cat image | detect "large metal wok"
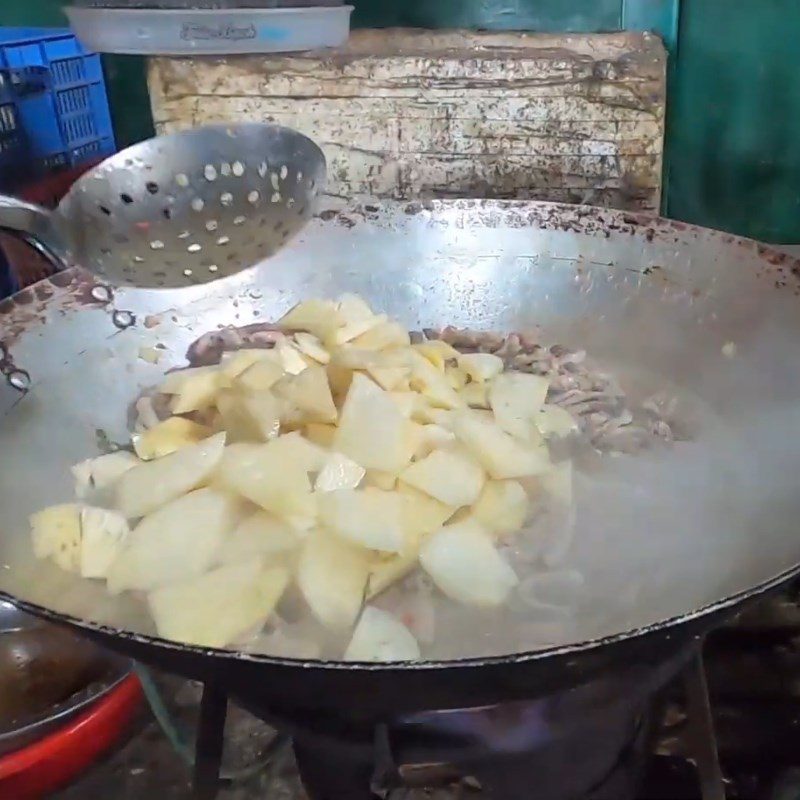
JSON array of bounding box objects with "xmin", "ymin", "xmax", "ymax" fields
[{"xmin": 1, "ymin": 199, "xmax": 800, "ymax": 721}]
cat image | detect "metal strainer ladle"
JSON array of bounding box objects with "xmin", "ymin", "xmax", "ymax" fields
[{"xmin": 0, "ymin": 123, "xmax": 326, "ymax": 289}]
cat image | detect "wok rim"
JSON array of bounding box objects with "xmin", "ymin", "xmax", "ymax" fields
[
  {"xmin": 3, "ymin": 197, "xmax": 800, "ymax": 672},
  {"xmin": 2, "ymin": 561, "xmax": 798, "ymax": 672}
]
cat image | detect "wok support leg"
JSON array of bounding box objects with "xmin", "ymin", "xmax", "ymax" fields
[
  {"xmin": 682, "ymin": 649, "xmax": 726, "ymax": 800},
  {"xmin": 193, "ymin": 680, "xmax": 228, "ymax": 800}
]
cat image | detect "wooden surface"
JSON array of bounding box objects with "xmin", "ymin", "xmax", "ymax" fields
[{"xmin": 148, "ymin": 29, "xmax": 666, "ymax": 211}]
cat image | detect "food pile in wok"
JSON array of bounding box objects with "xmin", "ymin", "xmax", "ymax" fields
[{"xmin": 27, "ymin": 294, "xmax": 679, "ymax": 661}]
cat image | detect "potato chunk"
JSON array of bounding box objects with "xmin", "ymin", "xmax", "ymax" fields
[
  {"xmin": 471, "ymin": 480, "xmax": 529, "ymax": 536},
  {"xmin": 420, "ymin": 520, "xmax": 518, "ymax": 607},
  {"xmin": 272, "ymin": 364, "xmax": 337, "ymax": 423},
  {"xmin": 400, "ymin": 448, "xmax": 485, "ymax": 507},
  {"xmin": 334, "ymin": 373, "xmax": 411, "ymax": 473},
  {"xmin": 451, "ymin": 411, "xmax": 550, "ymax": 480},
  {"xmin": 344, "ymin": 607, "xmax": 420, "ymax": 661},
  {"xmin": 489, "ymin": 372, "xmax": 550, "ymax": 442},
  {"xmin": 318, "ymin": 488, "xmax": 405, "ymax": 552},
  {"xmin": 116, "ymin": 432, "xmax": 226, "ymax": 518},
  {"xmin": 148, "ymin": 560, "xmax": 289, "ymax": 648},
  {"xmin": 215, "ymin": 440, "xmax": 313, "ymax": 520},
  {"xmin": 133, "ymin": 417, "xmax": 212, "ymax": 460},
  {"xmin": 297, "ymin": 531, "xmax": 369, "ymax": 630},
  {"xmin": 107, "ymin": 487, "xmax": 244, "ymax": 593}
]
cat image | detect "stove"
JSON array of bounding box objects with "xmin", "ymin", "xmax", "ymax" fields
[{"xmin": 56, "ymin": 591, "xmax": 800, "ymax": 800}]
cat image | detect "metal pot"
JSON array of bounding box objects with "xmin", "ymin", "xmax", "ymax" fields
[
  {"xmin": 0, "ymin": 601, "xmax": 131, "ymax": 755},
  {"xmin": 1, "ymin": 199, "xmax": 799, "ymax": 719}
]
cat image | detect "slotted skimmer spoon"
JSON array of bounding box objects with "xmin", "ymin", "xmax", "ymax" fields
[{"xmin": 0, "ymin": 123, "xmax": 326, "ymax": 288}]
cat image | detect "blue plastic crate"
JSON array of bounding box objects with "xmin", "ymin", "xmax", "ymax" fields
[
  {"xmin": 0, "ymin": 80, "xmax": 28, "ymax": 185},
  {"xmin": 0, "ymin": 28, "xmax": 115, "ymax": 179}
]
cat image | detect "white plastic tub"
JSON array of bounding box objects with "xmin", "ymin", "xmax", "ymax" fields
[{"xmin": 65, "ymin": 5, "xmax": 353, "ymax": 55}]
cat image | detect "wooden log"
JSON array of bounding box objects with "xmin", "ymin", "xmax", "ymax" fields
[{"xmin": 148, "ymin": 29, "xmax": 666, "ymax": 211}]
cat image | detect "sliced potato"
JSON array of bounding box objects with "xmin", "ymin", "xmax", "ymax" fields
[
  {"xmin": 161, "ymin": 367, "xmax": 222, "ymax": 414},
  {"xmin": 489, "ymin": 372, "xmax": 550, "ymax": 442},
  {"xmin": 215, "ymin": 441, "xmax": 313, "ymax": 519},
  {"xmin": 411, "ymin": 401, "xmax": 450, "ymax": 426},
  {"xmin": 293, "ymin": 332, "xmax": 331, "ymax": 364},
  {"xmin": 419, "ymin": 520, "xmax": 518, "ymax": 607},
  {"xmin": 326, "ymin": 363, "xmax": 354, "ymax": 399},
  {"xmin": 267, "ymin": 432, "xmax": 327, "ymax": 472},
  {"xmin": 388, "ymin": 391, "xmax": 418, "ymax": 419},
  {"xmin": 132, "ymin": 416, "xmax": 211, "ymax": 460},
  {"xmin": 413, "ymin": 423, "xmax": 456, "ymax": 459},
  {"xmin": 217, "ymin": 511, "xmax": 299, "ymax": 565},
  {"xmin": 283, "ymin": 490, "xmax": 319, "ymax": 533},
  {"xmin": 326, "ymin": 295, "xmax": 383, "ymax": 346},
  {"xmin": 315, "ymin": 452, "xmax": 366, "ymax": 493},
  {"xmin": 30, "ymin": 503, "xmax": 82, "ymax": 571},
  {"xmin": 79, "ymin": 506, "xmax": 130, "ymax": 579},
  {"xmin": 117, "ymin": 431, "xmax": 226, "ymax": 518},
  {"xmin": 220, "ymin": 349, "xmax": 275, "ymax": 381},
  {"xmin": 216, "ymin": 388, "xmax": 281, "ymax": 443},
  {"xmin": 367, "ymin": 365, "xmax": 410, "ymax": 391},
  {"xmin": 304, "ymin": 422, "xmax": 337, "ymax": 448},
  {"xmin": 401, "ymin": 448, "xmax": 485, "ymax": 507},
  {"xmin": 297, "ymin": 531, "xmax": 370, "ymax": 630},
  {"xmin": 408, "ymin": 351, "xmax": 463, "ymax": 410},
  {"xmin": 460, "ymin": 381, "xmax": 490, "ymax": 409},
  {"xmin": 30, "ymin": 503, "xmax": 132, "ymax": 579},
  {"xmin": 367, "ymin": 528, "xmax": 422, "ymax": 598},
  {"xmin": 148, "ymin": 560, "xmax": 289, "ymax": 648},
  {"xmin": 534, "ymin": 404, "xmax": 579, "ymax": 438},
  {"xmin": 451, "ymin": 411, "xmax": 551, "ymax": 480},
  {"xmin": 275, "ymin": 340, "xmax": 310, "ymax": 375},
  {"xmin": 471, "ymin": 480, "xmax": 529, "ymax": 536},
  {"xmin": 235, "ymin": 358, "xmax": 285, "ymax": 393},
  {"xmin": 367, "ymin": 551, "xmax": 417, "ymax": 598},
  {"xmin": 272, "ymin": 364, "xmax": 337, "ymax": 423},
  {"xmin": 446, "ymin": 506, "xmax": 473, "ymax": 526},
  {"xmin": 344, "ymin": 606, "xmax": 420, "ymax": 661},
  {"xmin": 445, "ymin": 365, "xmax": 468, "ymax": 390},
  {"xmin": 458, "ymin": 353, "xmax": 504, "ymax": 382},
  {"xmin": 352, "ymin": 320, "xmax": 410, "ymax": 351},
  {"xmin": 278, "ymin": 299, "xmax": 343, "ymax": 340},
  {"xmin": 397, "ymin": 482, "xmax": 456, "ymax": 536},
  {"xmin": 318, "ymin": 487, "xmax": 405, "ymax": 552},
  {"xmin": 338, "ymin": 293, "xmax": 376, "ymax": 322},
  {"xmin": 72, "ymin": 451, "xmax": 140, "ymax": 500},
  {"xmin": 403, "ymin": 421, "xmax": 425, "ymax": 464},
  {"xmin": 335, "ymin": 373, "xmax": 411, "ymax": 473},
  {"xmin": 108, "ymin": 487, "xmax": 244, "ymax": 593},
  {"xmin": 329, "ymin": 346, "xmax": 376, "ymax": 371},
  {"xmin": 363, "ymin": 470, "xmax": 398, "ymax": 491},
  {"xmin": 329, "ymin": 316, "xmax": 386, "ymax": 348},
  {"xmin": 330, "ymin": 346, "xmax": 409, "ymax": 376},
  {"xmin": 159, "ymin": 365, "xmax": 217, "ymax": 395},
  {"xmin": 413, "ymin": 340, "xmax": 460, "ymax": 370},
  {"xmin": 276, "ymin": 399, "xmax": 306, "ymax": 431}
]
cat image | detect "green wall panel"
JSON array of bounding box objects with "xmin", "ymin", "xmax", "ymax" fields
[
  {"xmin": 0, "ymin": 0, "xmax": 66, "ymax": 26},
  {"xmin": 667, "ymin": 1, "xmax": 800, "ymax": 242},
  {"xmin": 352, "ymin": 0, "xmax": 621, "ymax": 32}
]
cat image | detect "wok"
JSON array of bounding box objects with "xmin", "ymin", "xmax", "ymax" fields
[{"xmin": 1, "ymin": 199, "xmax": 799, "ymax": 720}]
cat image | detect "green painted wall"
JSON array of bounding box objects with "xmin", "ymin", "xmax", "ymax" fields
[
  {"xmin": 666, "ymin": 1, "xmax": 800, "ymax": 242},
  {"xmin": 353, "ymin": 0, "xmax": 621, "ymax": 32},
  {"xmin": 3, "ymin": 1, "xmax": 800, "ymax": 241}
]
